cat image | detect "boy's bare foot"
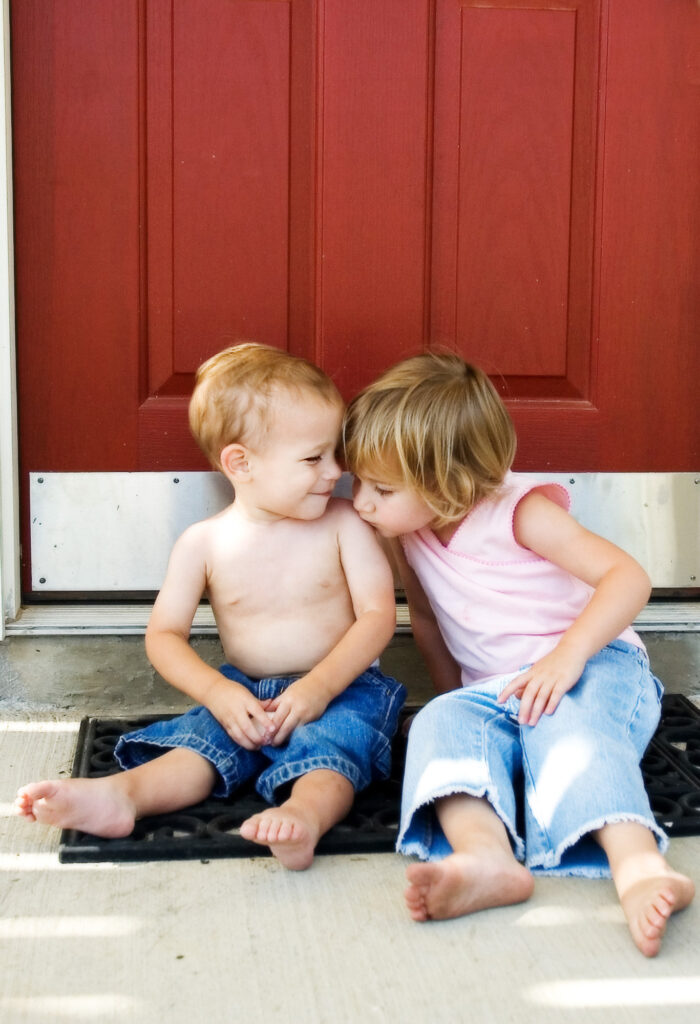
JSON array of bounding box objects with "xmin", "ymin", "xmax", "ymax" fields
[
  {"xmin": 405, "ymin": 851, "xmax": 534, "ymax": 922},
  {"xmin": 239, "ymin": 804, "xmax": 319, "ymax": 871},
  {"xmin": 15, "ymin": 778, "xmax": 136, "ymax": 838},
  {"xmin": 619, "ymin": 871, "xmax": 695, "ymax": 958}
]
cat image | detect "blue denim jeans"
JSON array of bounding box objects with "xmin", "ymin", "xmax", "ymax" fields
[
  {"xmin": 397, "ymin": 640, "xmax": 667, "ymax": 877},
  {"xmin": 115, "ymin": 663, "xmax": 406, "ymax": 804}
]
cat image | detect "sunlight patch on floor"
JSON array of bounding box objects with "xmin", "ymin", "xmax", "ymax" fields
[
  {"xmin": 515, "ymin": 902, "xmax": 622, "ymax": 927},
  {"xmin": 0, "ymin": 995, "xmax": 143, "ymax": 1017},
  {"xmin": 0, "ymin": 853, "xmax": 117, "ymax": 871},
  {"xmin": 0, "ymin": 916, "xmax": 143, "ymax": 938},
  {"xmin": 526, "ymin": 976, "xmax": 700, "ymax": 1008},
  {"xmin": 0, "ymin": 720, "xmax": 80, "ymax": 733}
]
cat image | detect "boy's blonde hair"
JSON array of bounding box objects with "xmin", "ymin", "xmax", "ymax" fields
[
  {"xmin": 189, "ymin": 342, "xmax": 342, "ymax": 469},
  {"xmin": 344, "ymin": 352, "xmax": 516, "ymax": 524}
]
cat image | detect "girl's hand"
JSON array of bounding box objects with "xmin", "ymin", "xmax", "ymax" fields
[
  {"xmin": 266, "ymin": 676, "xmax": 332, "ymax": 746},
  {"xmin": 205, "ymin": 678, "xmax": 277, "ymax": 750},
  {"xmin": 498, "ymin": 646, "xmax": 587, "ymax": 727}
]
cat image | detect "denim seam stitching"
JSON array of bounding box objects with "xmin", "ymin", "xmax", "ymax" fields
[{"xmin": 483, "ymin": 711, "xmax": 525, "ymax": 860}]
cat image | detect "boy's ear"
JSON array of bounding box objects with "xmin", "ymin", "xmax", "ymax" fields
[{"xmin": 220, "ymin": 443, "xmax": 251, "ymax": 481}]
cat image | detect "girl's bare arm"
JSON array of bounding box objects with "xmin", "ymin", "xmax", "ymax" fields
[
  {"xmin": 500, "ymin": 491, "xmax": 651, "ymax": 725},
  {"xmin": 389, "ymin": 538, "xmax": 462, "ymax": 695}
]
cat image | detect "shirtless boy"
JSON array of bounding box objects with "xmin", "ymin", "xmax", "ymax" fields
[{"xmin": 16, "ymin": 343, "xmax": 405, "ymax": 869}]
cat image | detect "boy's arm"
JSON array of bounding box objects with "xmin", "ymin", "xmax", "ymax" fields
[
  {"xmin": 268, "ymin": 509, "xmax": 397, "ymax": 745},
  {"xmin": 499, "ymin": 491, "xmax": 652, "ymax": 726},
  {"xmin": 389, "ymin": 537, "xmax": 462, "ymax": 695},
  {"xmin": 145, "ymin": 527, "xmax": 275, "ymax": 750}
]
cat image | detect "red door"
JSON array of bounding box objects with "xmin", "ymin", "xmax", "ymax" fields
[{"xmin": 11, "ymin": 1, "xmax": 700, "ymax": 593}]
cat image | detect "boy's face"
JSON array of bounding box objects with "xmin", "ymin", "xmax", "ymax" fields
[
  {"xmin": 352, "ymin": 473, "xmax": 436, "ymax": 538},
  {"xmin": 243, "ymin": 391, "xmax": 343, "ymax": 521}
]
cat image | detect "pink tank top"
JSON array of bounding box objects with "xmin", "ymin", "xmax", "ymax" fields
[{"xmin": 400, "ymin": 472, "xmax": 643, "ymax": 687}]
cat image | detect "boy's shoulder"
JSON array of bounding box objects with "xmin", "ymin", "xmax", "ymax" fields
[
  {"xmin": 323, "ymin": 496, "xmax": 357, "ymax": 521},
  {"xmin": 171, "ymin": 505, "xmax": 233, "ymax": 551},
  {"xmin": 321, "ymin": 497, "xmax": 371, "ymax": 534}
]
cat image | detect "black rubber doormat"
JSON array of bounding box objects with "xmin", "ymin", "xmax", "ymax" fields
[
  {"xmin": 58, "ymin": 708, "xmax": 410, "ymax": 864},
  {"xmin": 58, "ymin": 694, "xmax": 700, "ymax": 863}
]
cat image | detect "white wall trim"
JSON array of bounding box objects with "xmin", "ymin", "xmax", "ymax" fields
[
  {"xmin": 4, "ymin": 600, "xmax": 699, "ymax": 637},
  {"xmin": 0, "ymin": 0, "xmax": 20, "ymax": 639}
]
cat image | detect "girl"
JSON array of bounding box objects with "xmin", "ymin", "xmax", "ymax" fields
[{"xmin": 344, "ymin": 352, "xmax": 694, "ymax": 957}]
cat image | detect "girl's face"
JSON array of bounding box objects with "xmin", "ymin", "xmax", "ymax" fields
[{"xmin": 352, "ymin": 472, "xmax": 436, "ymax": 538}]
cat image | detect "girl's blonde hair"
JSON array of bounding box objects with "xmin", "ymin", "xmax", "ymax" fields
[
  {"xmin": 344, "ymin": 352, "xmax": 516, "ymax": 524},
  {"xmin": 189, "ymin": 342, "xmax": 342, "ymax": 469}
]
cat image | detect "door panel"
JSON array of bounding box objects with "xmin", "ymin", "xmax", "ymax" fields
[
  {"xmin": 596, "ymin": 0, "xmax": 699, "ymax": 468},
  {"xmin": 171, "ymin": 1, "xmax": 291, "ymax": 363},
  {"xmin": 11, "ymin": 0, "xmax": 699, "ymax": 594},
  {"xmin": 318, "ymin": 0, "xmax": 432, "ymax": 396},
  {"xmin": 141, "ymin": 0, "xmax": 311, "ymax": 466},
  {"xmin": 434, "ymin": 3, "xmax": 580, "ymax": 380},
  {"xmin": 432, "ymin": 0, "xmax": 604, "ymax": 477},
  {"xmin": 12, "ymin": 2, "xmax": 141, "ymax": 472}
]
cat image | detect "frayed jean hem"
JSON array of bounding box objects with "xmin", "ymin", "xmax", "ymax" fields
[
  {"xmin": 257, "ymin": 755, "xmax": 362, "ymax": 805},
  {"xmin": 115, "ymin": 733, "xmax": 232, "ymax": 795},
  {"xmin": 527, "ymin": 812, "xmax": 669, "ymax": 877},
  {"xmin": 397, "ymin": 783, "xmax": 526, "ymax": 863}
]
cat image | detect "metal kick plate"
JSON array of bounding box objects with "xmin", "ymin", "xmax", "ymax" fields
[
  {"xmin": 30, "ymin": 472, "xmax": 700, "ymax": 592},
  {"xmin": 30, "ymin": 472, "xmax": 232, "ymax": 591}
]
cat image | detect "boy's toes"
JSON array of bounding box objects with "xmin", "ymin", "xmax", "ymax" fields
[
  {"xmin": 239, "ymin": 815, "xmax": 261, "ymax": 841},
  {"xmin": 14, "ymin": 794, "xmax": 35, "ymax": 819},
  {"xmin": 404, "ymin": 886, "xmax": 429, "ymax": 921}
]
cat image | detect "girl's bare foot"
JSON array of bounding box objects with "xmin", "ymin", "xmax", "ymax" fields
[
  {"xmin": 619, "ymin": 871, "xmax": 695, "ymax": 957},
  {"xmin": 15, "ymin": 778, "xmax": 136, "ymax": 838},
  {"xmin": 595, "ymin": 821, "xmax": 696, "ymax": 957},
  {"xmin": 239, "ymin": 805, "xmax": 319, "ymax": 870},
  {"xmin": 405, "ymin": 850, "xmax": 534, "ymax": 921}
]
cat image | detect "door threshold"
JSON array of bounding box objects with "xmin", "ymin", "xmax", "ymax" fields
[{"xmin": 4, "ymin": 601, "xmax": 700, "ymax": 637}]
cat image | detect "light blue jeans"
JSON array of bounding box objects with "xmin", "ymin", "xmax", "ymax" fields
[{"xmin": 397, "ymin": 640, "xmax": 667, "ymax": 877}]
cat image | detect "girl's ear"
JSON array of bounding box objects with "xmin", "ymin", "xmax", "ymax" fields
[{"xmin": 220, "ymin": 443, "xmax": 251, "ymax": 482}]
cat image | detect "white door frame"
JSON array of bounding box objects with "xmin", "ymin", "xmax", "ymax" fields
[{"xmin": 0, "ymin": 0, "xmax": 20, "ymax": 639}]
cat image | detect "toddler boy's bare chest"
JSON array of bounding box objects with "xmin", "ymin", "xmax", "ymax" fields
[{"xmin": 207, "ymin": 526, "xmax": 344, "ymax": 610}]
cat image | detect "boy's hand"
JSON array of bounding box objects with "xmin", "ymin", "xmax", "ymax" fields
[
  {"xmin": 205, "ymin": 678, "xmax": 276, "ymax": 751},
  {"xmin": 266, "ymin": 676, "xmax": 332, "ymax": 746},
  {"xmin": 497, "ymin": 646, "xmax": 587, "ymax": 727}
]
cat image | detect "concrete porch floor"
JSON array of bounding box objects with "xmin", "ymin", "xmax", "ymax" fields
[{"xmin": 1, "ymin": 630, "xmax": 699, "ymax": 1023}]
